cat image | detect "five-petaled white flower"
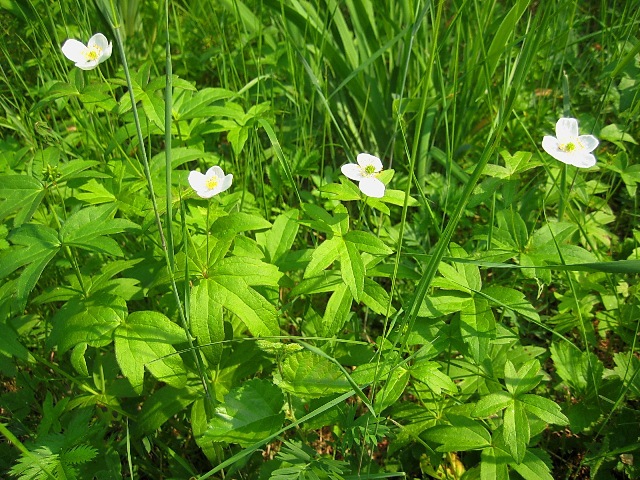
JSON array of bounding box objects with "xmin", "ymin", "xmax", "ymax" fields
[
  {"xmin": 188, "ymin": 166, "xmax": 233, "ymax": 199},
  {"xmin": 541, "ymin": 117, "xmax": 599, "ymax": 168},
  {"xmin": 61, "ymin": 33, "xmax": 112, "ymax": 70},
  {"xmin": 341, "ymin": 153, "xmax": 386, "ymax": 198}
]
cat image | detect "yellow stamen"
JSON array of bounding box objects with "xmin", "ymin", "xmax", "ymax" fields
[
  {"xmin": 84, "ymin": 47, "xmax": 101, "ymax": 61},
  {"xmin": 205, "ymin": 176, "xmax": 219, "ymax": 190},
  {"xmin": 363, "ymin": 164, "xmax": 377, "ymax": 176},
  {"xmin": 560, "ymin": 142, "xmax": 576, "ymax": 152}
]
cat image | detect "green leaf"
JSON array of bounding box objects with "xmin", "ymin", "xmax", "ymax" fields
[
  {"xmin": 0, "ymin": 174, "xmax": 46, "ymax": 226},
  {"xmin": 423, "ymin": 416, "xmax": 492, "ymax": 452},
  {"xmin": 321, "ymin": 282, "xmax": 353, "ymax": 337},
  {"xmin": 481, "ymin": 285, "xmax": 540, "ymax": 322},
  {"xmin": 175, "ymin": 87, "xmax": 236, "ymax": 120},
  {"xmin": 473, "ymin": 391, "xmax": 513, "ymax": 417},
  {"xmin": 504, "ymin": 399, "xmax": 529, "ymax": 463},
  {"xmin": 410, "ymin": 361, "xmax": 458, "ymax": 395},
  {"xmin": 339, "ymin": 239, "xmax": 364, "ymax": 302},
  {"xmin": 261, "ymin": 209, "xmax": 300, "ymax": 264},
  {"xmin": 550, "ymin": 341, "xmax": 602, "ymax": 394},
  {"xmin": 481, "ymin": 447, "xmax": 510, "ymax": 480},
  {"xmin": 114, "ymin": 311, "xmax": 187, "ymax": 394},
  {"xmin": 205, "ymin": 378, "xmax": 284, "ymax": 446},
  {"xmin": 210, "ymin": 212, "xmax": 272, "ymax": 238},
  {"xmin": 344, "ymin": 230, "xmax": 393, "ymax": 255},
  {"xmin": 504, "ymin": 359, "xmax": 543, "ymax": 396},
  {"xmin": 135, "ymin": 384, "xmax": 200, "ymax": 436},
  {"xmin": 60, "ymin": 204, "xmax": 139, "ymax": 255},
  {"xmin": 510, "ymin": 449, "xmax": 553, "ymax": 480},
  {"xmin": 460, "ymin": 297, "xmax": 495, "ymax": 364},
  {"xmin": 361, "ymin": 278, "xmax": 396, "ymax": 316},
  {"xmin": 418, "ymin": 291, "xmax": 473, "ymax": 317},
  {"xmin": 205, "ymin": 265, "xmax": 280, "ymax": 337},
  {"xmin": 304, "ymin": 236, "xmax": 342, "ymax": 278},
  {"xmin": 375, "ymin": 366, "xmax": 410, "ymax": 411},
  {"xmin": 190, "ymin": 279, "xmax": 225, "ymax": 366},
  {"xmin": 273, "ymin": 350, "xmax": 351, "ymax": 398},
  {"xmin": 519, "ymin": 394, "xmax": 569, "ymax": 425},
  {"xmin": 48, "ymin": 295, "xmax": 127, "ymax": 353}
]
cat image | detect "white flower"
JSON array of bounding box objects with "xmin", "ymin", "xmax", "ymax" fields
[
  {"xmin": 188, "ymin": 166, "xmax": 233, "ymax": 198},
  {"xmin": 541, "ymin": 117, "xmax": 599, "ymax": 168},
  {"xmin": 61, "ymin": 33, "xmax": 112, "ymax": 70},
  {"xmin": 341, "ymin": 153, "xmax": 385, "ymax": 198}
]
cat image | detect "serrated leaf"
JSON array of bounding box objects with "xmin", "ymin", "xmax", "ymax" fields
[
  {"xmin": 460, "ymin": 297, "xmax": 495, "ymax": 364},
  {"xmin": 190, "ymin": 279, "xmax": 225, "ymax": 366},
  {"xmin": 361, "ymin": 278, "xmax": 396, "ymax": 315},
  {"xmin": 519, "ymin": 394, "xmax": 569, "ymax": 425},
  {"xmin": 0, "ymin": 174, "xmax": 46, "ymax": 226},
  {"xmin": 481, "ymin": 285, "xmax": 540, "ymax": 322},
  {"xmin": 343, "ymin": 230, "xmax": 393, "ymax": 255},
  {"xmin": 70, "ymin": 343, "xmax": 89, "ymax": 376},
  {"xmin": 481, "ymin": 447, "xmax": 510, "ymax": 480},
  {"xmin": 210, "ymin": 212, "xmax": 272, "ymax": 238},
  {"xmin": 419, "ymin": 291, "xmax": 473, "ymax": 317},
  {"xmin": 510, "ymin": 448, "xmax": 553, "ymax": 480},
  {"xmin": 424, "ymin": 419, "xmax": 491, "ymax": 451},
  {"xmin": 304, "ymin": 236, "xmax": 342, "ymax": 278},
  {"xmin": 262, "ymin": 208, "xmax": 300, "ymax": 264},
  {"xmin": 273, "ymin": 350, "xmax": 351, "ymax": 398},
  {"xmin": 339, "ymin": 239, "xmax": 364, "ymax": 302},
  {"xmin": 135, "ymin": 384, "xmax": 200, "ymax": 436},
  {"xmin": 473, "ymin": 391, "xmax": 513, "ymax": 417},
  {"xmin": 504, "ymin": 359, "xmax": 543, "ymax": 395},
  {"xmin": 321, "ymin": 282, "xmax": 353, "ymax": 337},
  {"xmin": 375, "ymin": 366, "xmax": 410, "ymax": 411},
  {"xmin": 115, "ymin": 311, "xmax": 187, "ymax": 394},
  {"xmin": 504, "ymin": 400, "xmax": 529, "ymax": 463},
  {"xmin": 205, "ymin": 378, "xmax": 284, "ymax": 446}
]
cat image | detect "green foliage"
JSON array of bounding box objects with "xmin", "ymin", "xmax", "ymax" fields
[{"xmin": 0, "ymin": 0, "xmax": 639, "ymax": 478}]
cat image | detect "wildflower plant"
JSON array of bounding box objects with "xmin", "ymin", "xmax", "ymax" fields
[{"xmin": 0, "ymin": 1, "xmax": 639, "ymax": 480}]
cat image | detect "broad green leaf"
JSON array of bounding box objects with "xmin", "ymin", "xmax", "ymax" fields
[
  {"xmin": 519, "ymin": 394, "xmax": 569, "ymax": 425},
  {"xmin": 304, "ymin": 236, "xmax": 342, "ymax": 278},
  {"xmin": 175, "ymin": 87, "xmax": 236, "ymax": 121},
  {"xmin": 504, "ymin": 359, "xmax": 543, "ymax": 396},
  {"xmin": 59, "ymin": 204, "xmax": 139, "ymax": 255},
  {"xmin": 261, "ymin": 209, "xmax": 300, "ymax": 264},
  {"xmin": 460, "ymin": 297, "xmax": 495, "ymax": 364},
  {"xmin": 423, "ymin": 417, "xmax": 491, "ymax": 452},
  {"xmin": 213, "ymin": 256, "xmax": 283, "ymax": 286},
  {"xmin": 504, "ymin": 400, "xmax": 529, "ymax": 463},
  {"xmin": 70, "ymin": 343, "xmax": 89, "ymax": 376},
  {"xmin": 75, "ymin": 179, "xmax": 117, "ymax": 205},
  {"xmin": 482, "ymin": 285, "xmax": 540, "ymax": 322},
  {"xmin": 321, "ymin": 282, "xmax": 353, "ymax": 337},
  {"xmin": 410, "ymin": 361, "xmax": 458, "ymax": 395},
  {"xmin": 205, "ymin": 379, "xmax": 284, "ymax": 446},
  {"xmin": 210, "ymin": 212, "xmax": 271, "ymax": 238},
  {"xmin": 473, "ymin": 391, "xmax": 513, "ymax": 417},
  {"xmin": 115, "ymin": 311, "xmax": 187, "ymax": 394},
  {"xmin": 613, "ymin": 352, "xmax": 640, "ymax": 396},
  {"xmin": 510, "ymin": 449, "xmax": 553, "ymax": 480},
  {"xmin": 418, "ymin": 291, "xmax": 473, "ymax": 317},
  {"xmin": 273, "ymin": 350, "xmax": 351, "ymax": 398},
  {"xmin": 48, "ymin": 295, "xmax": 127, "ymax": 354},
  {"xmin": 361, "ymin": 278, "xmax": 396, "ymax": 316},
  {"xmin": 206, "ymin": 274, "xmax": 280, "ymax": 337},
  {"xmin": 481, "ymin": 447, "xmax": 510, "ymax": 480},
  {"xmin": 190, "ymin": 279, "xmax": 225, "ymax": 366},
  {"xmin": 550, "ymin": 341, "xmax": 602, "ymax": 394},
  {"xmin": 375, "ymin": 366, "xmax": 410, "ymax": 411},
  {"xmin": 0, "ymin": 174, "xmax": 46, "ymax": 226},
  {"xmin": 343, "ymin": 230, "xmax": 393, "ymax": 255},
  {"xmin": 339, "ymin": 239, "xmax": 364, "ymax": 302},
  {"xmin": 135, "ymin": 384, "xmax": 200, "ymax": 436}
]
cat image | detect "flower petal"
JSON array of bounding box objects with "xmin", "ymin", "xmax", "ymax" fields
[
  {"xmin": 75, "ymin": 60, "xmax": 100, "ymax": 71},
  {"xmin": 541, "ymin": 135, "xmax": 562, "ymax": 159},
  {"xmin": 358, "ymin": 177, "xmax": 385, "ymax": 198},
  {"xmin": 206, "ymin": 165, "xmax": 225, "ymax": 180},
  {"xmin": 219, "ymin": 174, "xmax": 233, "ymax": 193},
  {"xmin": 188, "ymin": 171, "xmax": 207, "ymax": 192},
  {"xmin": 555, "ymin": 118, "xmax": 579, "ymax": 144},
  {"xmin": 88, "ymin": 33, "xmax": 109, "ymax": 50},
  {"xmin": 61, "ymin": 39, "xmax": 88, "ymax": 63},
  {"xmin": 568, "ymin": 153, "xmax": 596, "ymax": 169},
  {"xmin": 578, "ymin": 134, "xmax": 598, "ymax": 153},
  {"xmin": 341, "ymin": 163, "xmax": 365, "ymax": 181},
  {"xmin": 356, "ymin": 153, "xmax": 383, "ymax": 172}
]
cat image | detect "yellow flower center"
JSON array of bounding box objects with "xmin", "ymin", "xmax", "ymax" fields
[
  {"xmin": 205, "ymin": 176, "xmax": 219, "ymax": 190},
  {"xmin": 560, "ymin": 142, "xmax": 576, "ymax": 152},
  {"xmin": 84, "ymin": 46, "xmax": 101, "ymax": 61},
  {"xmin": 363, "ymin": 164, "xmax": 377, "ymax": 176}
]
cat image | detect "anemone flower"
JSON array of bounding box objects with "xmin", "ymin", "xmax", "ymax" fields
[
  {"xmin": 341, "ymin": 153, "xmax": 386, "ymax": 198},
  {"xmin": 541, "ymin": 117, "xmax": 599, "ymax": 168},
  {"xmin": 61, "ymin": 33, "xmax": 112, "ymax": 70},
  {"xmin": 188, "ymin": 166, "xmax": 233, "ymax": 198}
]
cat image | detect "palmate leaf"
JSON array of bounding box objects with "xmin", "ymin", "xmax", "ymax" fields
[
  {"xmin": 114, "ymin": 311, "xmax": 188, "ymax": 394},
  {"xmin": 205, "ymin": 378, "xmax": 284, "ymax": 446},
  {"xmin": 0, "ymin": 174, "xmax": 46, "ymax": 226},
  {"xmin": 273, "ymin": 350, "xmax": 351, "ymax": 398},
  {"xmin": 206, "ymin": 256, "xmax": 282, "ymax": 337}
]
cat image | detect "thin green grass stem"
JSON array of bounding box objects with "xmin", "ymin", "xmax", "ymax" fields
[{"xmin": 164, "ymin": 0, "xmax": 174, "ymax": 270}]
